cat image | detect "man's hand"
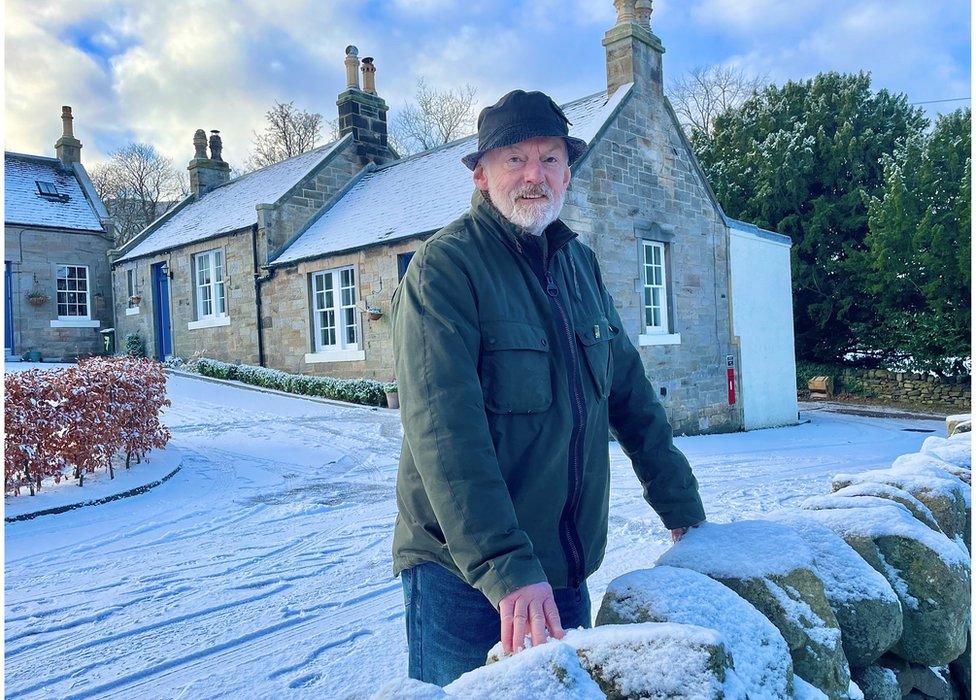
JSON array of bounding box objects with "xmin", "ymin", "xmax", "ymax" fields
[
  {"xmin": 671, "ymin": 519, "xmax": 706, "ymax": 542},
  {"xmin": 498, "ymin": 582, "xmax": 564, "ymax": 653}
]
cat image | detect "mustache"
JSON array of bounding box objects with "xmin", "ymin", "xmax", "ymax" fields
[{"xmin": 511, "ymin": 182, "xmax": 554, "ymax": 203}]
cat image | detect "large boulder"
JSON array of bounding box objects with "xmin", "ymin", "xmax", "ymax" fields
[
  {"xmin": 946, "ymin": 414, "xmax": 971, "ymax": 437},
  {"xmin": 596, "ymin": 565, "xmax": 794, "ymax": 697},
  {"xmin": 565, "ymin": 623, "xmax": 746, "ymax": 700},
  {"xmin": 850, "ymin": 665, "xmax": 900, "ymax": 700},
  {"xmin": 796, "ymin": 497, "xmax": 971, "ymax": 666},
  {"xmin": 831, "ymin": 482, "xmax": 942, "ymax": 532},
  {"xmin": 948, "ymin": 633, "xmax": 970, "ymax": 698},
  {"xmin": 768, "ymin": 510, "xmax": 902, "ymax": 668},
  {"xmin": 921, "ymin": 434, "xmax": 972, "ymax": 471},
  {"xmin": 447, "ymin": 640, "xmax": 605, "ymax": 699},
  {"xmin": 832, "ymin": 458, "xmax": 970, "ymax": 552},
  {"xmin": 655, "ymin": 521, "xmax": 850, "ymax": 698}
]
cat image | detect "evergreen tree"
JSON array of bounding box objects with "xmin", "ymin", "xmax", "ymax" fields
[
  {"xmin": 861, "ymin": 109, "xmax": 971, "ymax": 376},
  {"xmin": 694, "ymin": 72, "xmax": 928, "ymax": 362}
]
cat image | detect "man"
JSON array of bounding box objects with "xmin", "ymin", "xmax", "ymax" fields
[{"xmin": 390, "ymin": 89, "xmax": 706, "ymax": 686}]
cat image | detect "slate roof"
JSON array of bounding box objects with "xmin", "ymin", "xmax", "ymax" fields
[
  {"xmin": 115, "ymin": 136, "xmax": 350, "ymax": 263},
  {"xmin": 270, "ymin": 84, "xmax": 634, "ymax": 266},
  {"xmin": 4, "ymin": 153, "xmax": 106, "ymax": 232}
]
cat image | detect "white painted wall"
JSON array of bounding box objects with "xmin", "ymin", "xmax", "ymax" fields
[{"xmin": 729, "ymin": 224, "xmax": 798, "ymax": 430}]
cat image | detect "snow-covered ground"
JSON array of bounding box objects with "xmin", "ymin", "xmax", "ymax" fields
[{"xmin": 3, "ymin": 371, "xmax": 949, "ymax": 699}]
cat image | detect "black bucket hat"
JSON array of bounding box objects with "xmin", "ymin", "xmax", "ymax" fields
[{"xmin": 461, "ymin": 89, "xmax": 588, "ymax": 170}]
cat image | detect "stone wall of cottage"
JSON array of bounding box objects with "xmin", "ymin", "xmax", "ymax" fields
[
  {"xmin": 257, "ymin": 143, "xmax": 361, "ymax": 262},
  {"xmin": 112, "ymin": 231, "xmax": 259, "ymax": 364},
  {"xmin": 5, "ymin": 226, "xmax": 114, "ymax": 359},
  {"xmin": 561, "ymin": 33, "xmax": 740, "ymax": 436},
  {"xmin": 261, "ymin": 238, "xmax": 420, "ymax": 380}
]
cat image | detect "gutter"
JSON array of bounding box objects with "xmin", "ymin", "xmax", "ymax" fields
[{"xmin": 251, "ymin": 223, "xmax": 275, "ymax": 367}]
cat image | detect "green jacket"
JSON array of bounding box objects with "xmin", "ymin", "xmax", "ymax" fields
[{"xmin": 391, "ymin": 190, "xmax": 705, "ymax": 608}]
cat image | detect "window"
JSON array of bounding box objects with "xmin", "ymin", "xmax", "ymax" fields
[
  {"xmin": 193, "ymin": 249, "xmax": 226, "ymax": 320},
  {"xmin": 126, "ymin": 269, "xmax": 135, "ymax": 306},
  {"xmin": 311, "ymin": 266, "xmax": 359, "ymax": 352},
  {"xmin": 397, "ymin": 252, "xmax": 415, "ymax": 282},
  {"xmin": 36, "ymin": 181, "xmax": 59, "ymax": 197},
  {"xmin": 642, "ymin": 241, "xmax": 668, "ymax": 333},
  {"xmin": 56, "ymin": 264, "xmax": 90, "ymax": 318}
]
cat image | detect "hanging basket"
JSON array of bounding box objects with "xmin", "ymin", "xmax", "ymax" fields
[
  {"xmin": 366, "ymin": 305, "xmax": 383, "ymax": 321},
  {"xmin": 26, "ymin": 292, "xmax": 49, "ymax": 307}
]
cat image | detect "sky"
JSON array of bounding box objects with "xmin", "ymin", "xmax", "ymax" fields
[{"xmin": 4, "ymin": 0, "xmax": 971, "ymax": 172}]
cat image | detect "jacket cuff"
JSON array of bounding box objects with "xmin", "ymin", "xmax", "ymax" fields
[
  {"xmin": 658, "ymin": 498, "xmax": 707, "ymax": 531},
  {"xmin": 478, "ymin": 556, "xmax": 549, "ymax": 609}
]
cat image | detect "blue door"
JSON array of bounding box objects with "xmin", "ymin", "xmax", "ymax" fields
[
  {"xmin": 151, "ymin": 262, "xmax": 173, "ymax": 360},
  {"xmin": 4, "ymin": 261, "xmax": 13, "ymax": 354}
]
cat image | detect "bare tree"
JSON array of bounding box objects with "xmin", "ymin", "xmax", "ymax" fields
[
  {"xmin": 247, "ymin": 101, "xmax": 331, "ymax": 170},
  {"xmin": 668, "ymin": 65, "xmax": 768, "ymax": 140},
  {"xmin": 390, "ymin": 79, "xmax": 479, "ymax": 156},
  {"xmin": 90, "ymin": 143, "xmax": 188, "ymax": 247}
]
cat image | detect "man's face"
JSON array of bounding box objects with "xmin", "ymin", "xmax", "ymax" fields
[{"xmin": 473, "ymin": 136, "xmax": 571, "ymax": 235}]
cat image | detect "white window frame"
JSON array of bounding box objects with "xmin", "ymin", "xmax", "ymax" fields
[
  {"xmin": 638, "ymin": 240, "xmax": 681, "ymax": 346},
  {"xmin": 305, "ymin": 265, "xmax": 364, "ymax": 363},
  {"xmin": 55, "ymin": 264, "xmax": 92, "ymax": 320},
  {"xmin": 191, "ymin": 249, "xmax": 227, "ymax": 325}
]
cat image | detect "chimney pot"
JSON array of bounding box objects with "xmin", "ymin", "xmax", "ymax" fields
[
  {"xmin": 55, "ymin": 105, "xmax": 83, "ymax": 164},
  {"xmin": 361, "ymin": 57, "xmax": 377, "ymax": 95},
  {"xmin": 635, "ymin": 0, "xmax": 652, "ymax": 28},
  {"xmin": 614, "ymin": 0, "xmax": 636, "ymax": 24},
  {"xmin": 209, "ymin": 130, "xmax": 224, "ymax": 162},
  {"xmin": 344, "ymin": 45, "xmax": 361, "ymax": 90},
  {"xmin": 61, "ymin": 106, "xmax": 74, "ymax": 138},
  {"xmin": 193, "ymin": 129, "xmax": 208, "ymax": 159}
]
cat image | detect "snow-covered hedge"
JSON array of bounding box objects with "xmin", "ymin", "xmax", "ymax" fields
[
  {"xmin": 4, "ymin": 357, "xmax": 171, "ymax": 495},
  {"xmin": 194, "ymin": 358, "xmax": 387, "ymax": 407}
]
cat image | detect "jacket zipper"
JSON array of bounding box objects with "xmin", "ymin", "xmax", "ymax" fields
[{"xmin": 516, "ymin": 236, "xmax": 587, "ymax": 589}]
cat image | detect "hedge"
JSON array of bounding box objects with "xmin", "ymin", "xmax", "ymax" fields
[{"xmin": 194, "ymin": 358, "xmax": 387, "ymax": 407}]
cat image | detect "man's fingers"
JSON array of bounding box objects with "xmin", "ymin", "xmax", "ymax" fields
[
  {"xmin": 513, "ymin": 596, "xmax": 528, "ymax": 651},
  {"xmin": 543, "ymin": 596, "xmax": 565, "ymax": 640},
  {"xmin": 499, "ymin": 601, "xmax": 514, "ymax": 654},
  {"xmin": 528, "ymin": 599, "xmax": 548, "ymax": 648}
]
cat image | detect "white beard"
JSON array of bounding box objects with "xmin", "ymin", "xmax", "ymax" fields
[{"xmin": 496, "ymin": 182, "xmax": 566, "ymax": 236}]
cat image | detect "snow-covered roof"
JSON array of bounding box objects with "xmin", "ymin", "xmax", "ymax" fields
[
  {"xmin": 4, "ymin": 153, "xmax": 106, "ymax": 232},
  {"xmin": 728, "ymin": 217, "xmax": 791, "ymax": 246},
  {"xmin": 116, "ymin": 136, "xmax": 350, "ymax": 263},
  {"xmin": 271, "ymin": 85, "xmax": 634, "ymax": 266}
]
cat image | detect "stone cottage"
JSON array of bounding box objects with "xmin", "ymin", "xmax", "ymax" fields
[
  {"xmin": 112, "ymin": 1, "xmax": 797, "ymax": 435},
  {"xmin": 4, "ymin": 107, "xmax": 115, "ymax": 360}
]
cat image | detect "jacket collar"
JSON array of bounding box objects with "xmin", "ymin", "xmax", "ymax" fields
[{"xmin": 470, "ymin": 189, "xmax": 577, "ymax": 264}]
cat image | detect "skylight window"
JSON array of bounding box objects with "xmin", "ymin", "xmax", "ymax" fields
[{"xmin": 36, "ymin": 181, "xmax": 60, "ymax": 196}]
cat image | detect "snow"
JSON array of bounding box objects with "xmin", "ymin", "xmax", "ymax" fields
[
  {"xmin": 793, "ymin": 676, "xmax": 828, "ymax": 700},
  {"xmin": 601, "ymin": 566, "xmax": 793, "ymax": 698},
  {"xmin": 796, "ymin": 498, "xmax": 970, "ymax": 569},
  {"xmin": 564, "ymin": 623, "xmax": 746, "ymax": 700},
  {"xmin": 116, "ymin": 137, "xmax": 349, "ymax": 263},
  {"xmin": 271, "ymin": 86, "xmax": 633, "ymax": 266},
  {"xmin": 4, "ymin": 446, "xmax": 184, "ymax": 520},
  {"xmin": 444, "ymin": 640, "xmax": 604, "ymax": 699},
  {"xmin": 830, "ymin": 482, "xmax": 938, "ymax": 527},
  {"xmin": 655, "ymin": 519, "xmax": 816, "ymax": 579},
  {"xmin": 766, "ymin": 510, "xmax": 898, "ymax": 605},
  {"xmin": 3, "ymin": 378, "xmax": 952, "ymax": 698},
  {"xmin": 762, "ymin": 578, "xmax": 841, "ymax": 648},
  {"xmin": 920, "ymin": 435, "xmax": 972, "ymax": 468},
  {"xmin": 834, "ymin": 457, "xmax": 970, "ymax": 507},
  {"xmin": 4, "ymin": 153, "xmax": 105, "ymax": 232}
]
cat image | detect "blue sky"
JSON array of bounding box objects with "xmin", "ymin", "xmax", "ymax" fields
[{"xmin": 5, "ymin": 0, "xmax": 970, "ymax": 170}]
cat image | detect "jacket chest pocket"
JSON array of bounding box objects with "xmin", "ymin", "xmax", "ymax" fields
[
  {"xmin": 480, "ymin": 320, "xmax": 552, "ymax": 414},
  {"xmin": 575, "ymin": 316, "xmax": 616, "ymax": 401}
]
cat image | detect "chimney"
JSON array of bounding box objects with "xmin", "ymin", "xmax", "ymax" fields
[
  {"xmin": 336, "ymin": 46, "xmax": 392, "ymax": 166},
  {"xmin": 55, "ymin": 106, "xmax": 83, "ymax": 165},
  {"xmin": 603, "ymin": 0, "xmax": 665, "ymax": 97},
  {"xmin": 188, "ymin": 128, "xmax": 231, "ymax": 198}
]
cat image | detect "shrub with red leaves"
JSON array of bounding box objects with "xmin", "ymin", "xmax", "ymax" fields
[{"xmin": 4, "ymin": 357, "xmax": 171, "ymax": 495}]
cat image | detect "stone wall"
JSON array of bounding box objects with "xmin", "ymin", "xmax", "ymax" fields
[
  {"xmin": 839, "ymin": 368, "xmax": 971, "ymax": 410},
  {"xmin": 5, "ymin": 225, "xmax": 114, "ymax": 359},
  {"xmin": 561, "ymin": 26, "xmax": 740, "ymax": 436},
  {"xmin": 112, "ymin": 231, "xmax": 259, "ymax": 364},
  {"xmin": 260, "ymin": 237, "xmax": 418, "ymax": 380}
]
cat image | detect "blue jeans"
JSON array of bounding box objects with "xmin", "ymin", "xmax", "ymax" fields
[{"xmin": 401, "ymin": 561, "xmax": 591, "ymax": 686}]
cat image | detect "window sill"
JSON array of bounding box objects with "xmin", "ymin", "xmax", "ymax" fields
[
  {"xmin": 125, "ymin": 307, "xmax": 140, "ymax": 316},
  {"xmin": 188, "ymin": 315, "xmax": 231, "ymax": 330},
  {"xmin": 50, "ymin": 318, "xmax": 100, "ymax": 328},
  {"xmin": 304, "ymin": 349, "xmax": 366, "ymax": 363},
  {"xmin": 638, "ymin": 332, "xmax": 681, "ymax": 346}
]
